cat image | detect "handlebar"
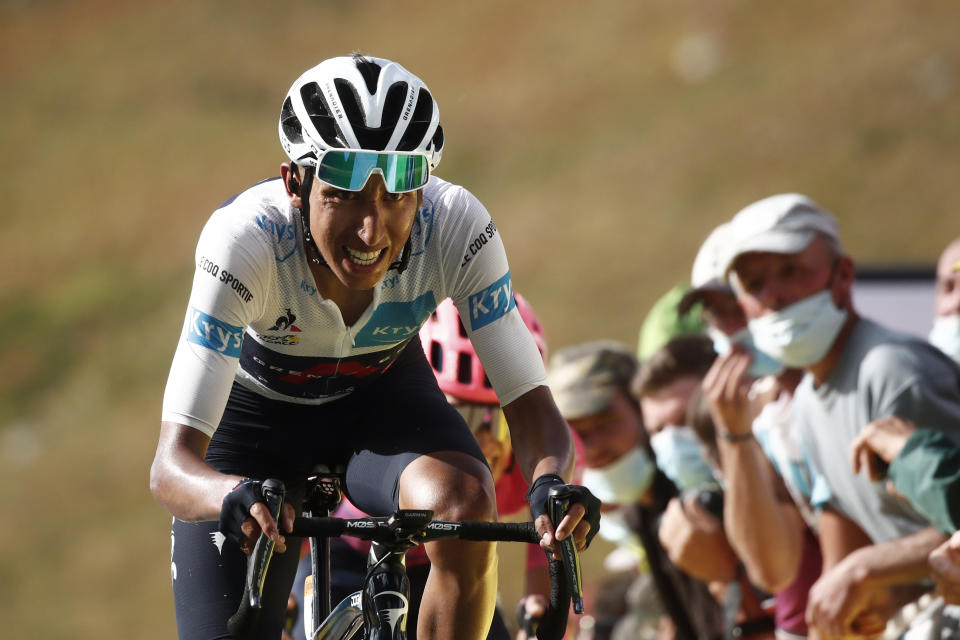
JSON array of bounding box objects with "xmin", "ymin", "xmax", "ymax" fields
[{"xmin": 227, "ymin": 480, "xmax": 580, "ymax": 640}]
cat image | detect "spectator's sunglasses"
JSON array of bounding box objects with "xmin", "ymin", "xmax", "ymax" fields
[
  {"xmin": 315, "ymin": 149, "xmax": 430, "ymax": 193},
  {"xmin": 453, "ymin": 403, "xmax": 508, "ymax": 443}
]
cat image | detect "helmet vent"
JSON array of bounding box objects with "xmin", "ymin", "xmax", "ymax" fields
[
  {"xmin": 352, "ymin": 55, "xmax": 383, "ymax": 94},
  {"xmin": 397, "ymin": 88, "xmax": 434, "ymax": 151},
  {"xmin": 483, "ymin": 374, "xmax": 492, "ymax": 389},
  {"xmin": 335, "ymin": 79, "xmax": 409, "ymax": 150},
  {"xmin": 299, "ymin": 83, "xmax": 344, "ymax": 147},
  {"xmin": 456, "ymin": 317, "xmax": 468, "ymax": 338},
  {"xmin": 280, "ymin": 97, "xmax": 304, "ymax": 144},
  {"xmin": 457, "ymin": 353, "xmax": 473, "ymax": 384},
  {"xmin": 430, "ymin": 126, "xmax": 444, "ymax": 154},
  {"xmin": 429, "ymin": 340, "xmax": 443, "ymax": 372}
]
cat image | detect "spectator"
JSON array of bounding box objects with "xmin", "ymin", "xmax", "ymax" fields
[
  {"xmin": 548, "ymin": 341, "xmax": 724, "ymax": 640},
  {"xmin": 930, "ymin": 236, "xmax": 960, "ymax": 363},
  {"xmin": 638, "ymin": 284, "xmax": 706, "ymax": 361},
  {"xmin": 631, "ymin": 334, "xmax": 718, "ymax": 492},
  {"xmin": 850, "ymin": 416, "xmax": 960, "ymax": 608},
  {"xmin": 683, "ymin": 222, "xmax": 824, "ymax": 639},
  {"xmin": 713, "ymin": 193, "xmax": 960, "ymax": 637},
  {"xmin": 678, "ymin": 223, "xmax": 784, "ymax": 380}
]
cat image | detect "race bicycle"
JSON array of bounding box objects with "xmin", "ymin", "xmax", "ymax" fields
[{"xmin": 228, "ymin": 468, "xmax": 585, "ymax": 639}]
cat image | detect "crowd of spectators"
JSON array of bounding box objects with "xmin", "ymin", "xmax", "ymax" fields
[{"xmin": 553, "ymin": 194, "xmax": 960, "ymax": 640}]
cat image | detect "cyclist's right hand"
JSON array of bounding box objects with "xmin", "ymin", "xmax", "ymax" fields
[{"xmin": 218, "ymin": 478, "xmax": 295, "ymax": 554}]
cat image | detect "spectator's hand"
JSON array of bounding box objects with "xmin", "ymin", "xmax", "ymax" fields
[
  {"xmin": 658, "ymin": 494, "xmax": 738, "ymax": 583},
  {"xmin": 930, "ymin": 530, "xmax": 960, "ymax": 605},
  {"xmin": 850, "ymin": 416, "xmax": 916, "ymax": 481},
  {"xmin": 515, "ymin": 594, "xmax": 547, "ymax": 640},
  {"xmin": 703, "ymin": 346, "xmax": 754, "ymax": 439},
  {"xmin": 805, "ymin": 559, "xmax": 892, "ymax": 638}
]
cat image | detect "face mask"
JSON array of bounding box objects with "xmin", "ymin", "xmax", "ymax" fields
[
  {"xmin": 581, "ymin": 446, "xmax": 656, "ymax": 506},
  {"xmin": 748, "ymin": 289, "xmax": 847, "ymax": 368},
  {"xmin": 930, "ymin": 314, "xmax": 960, "ymax": 364},
  {"xmin": 649, "ymin": 426, "xmax": 717, "ymax": 492},
  {"xmin": 708, "ymin": 326, "xmax": 785, "ymax": 378}
]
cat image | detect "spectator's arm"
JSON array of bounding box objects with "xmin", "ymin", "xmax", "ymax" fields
[
  {"xmin": 888, "ymin": 428, "xmax": 960, "ymax": 534},
  {"xmin": 704, "ymin": 348, "xmax": 803, "ymax": 592},
  {"xmin": 719, "ymin": 434, "xmax": 804, "ymax": 591},
  {"xmin": 808, "ymin": 511, "xmax": 946, "ymax": 637}
]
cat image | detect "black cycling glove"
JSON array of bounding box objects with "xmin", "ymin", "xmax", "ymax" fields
[
  {"xmin": 218, "ymin": 477, "xmax": 264, "ymax": 546},
  {"xmin": 525, "ymin": 475, "xmax": 603, "ymax": 548}
]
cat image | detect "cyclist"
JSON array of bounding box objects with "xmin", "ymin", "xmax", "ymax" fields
[
  {"xmin": 150, "ymin": 53, "xmax": 600, "ymax": 640},
  {"xmin": 288, "ymin": 294, "xmax": 581, "ymax": 639}
]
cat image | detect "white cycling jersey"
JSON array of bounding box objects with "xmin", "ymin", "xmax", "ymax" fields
[{"xmin": 161, "ymin": 176, "xmax": 546, "ymax": 437}]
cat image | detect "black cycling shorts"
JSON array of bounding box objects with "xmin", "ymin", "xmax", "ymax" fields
[{"xmin": 170, "ymin": 339, "xmax": 487, "ymax": 640}]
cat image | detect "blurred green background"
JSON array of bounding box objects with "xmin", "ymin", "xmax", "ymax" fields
[{"xmin": 2, "ymin": 0, "xmax": 958, "ymax": 637}]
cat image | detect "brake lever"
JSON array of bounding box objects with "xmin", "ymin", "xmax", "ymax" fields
[
  {"xmin": 246, "ymin": 478, "xmax": 286, "ymax": 609},
  {"xmin": 547, "ymin": 486, "xmax": 585, "ymax": 614},
  {"xmin": 227, "ymin": 478, "xmax": 287, "ymax": 637}
]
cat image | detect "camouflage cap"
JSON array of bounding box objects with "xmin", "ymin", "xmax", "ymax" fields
[{"xmin": 547, "ymin": 340, "xmax": 638, "ymax": 420}]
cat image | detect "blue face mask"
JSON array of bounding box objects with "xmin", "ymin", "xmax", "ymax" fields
[
  {"xmin": 708, "ymin": 327, "xmax": 785, "ymax": 378},
  {"xmin": 930, "ymin": 314, "xmax": 960, "ymax": 364},
  {"xmin": 649, "ymin": 426, "xmax": 718, "ymax": 492}
]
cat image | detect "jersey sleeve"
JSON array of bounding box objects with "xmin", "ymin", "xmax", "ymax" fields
[
  {"xmin": 439, "ymin": 188, "xmax": 547, "ymax": 406},
  {"xmin": 161, "ymin": 208, "xmax": 272, "ymax": 436}
]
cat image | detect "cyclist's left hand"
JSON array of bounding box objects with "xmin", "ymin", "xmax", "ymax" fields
[
  {"xmin": 527, "ymin": 475, "xmax": 601, "ymax": 554},
  {"xmin": 536, "ymin": 500, "xmax": 589, "ymax": 554}
]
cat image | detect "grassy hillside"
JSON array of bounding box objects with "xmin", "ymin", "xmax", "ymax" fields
[{"xmin": 2, "ymin": 1, "xmax": 959, "ymax": 637}]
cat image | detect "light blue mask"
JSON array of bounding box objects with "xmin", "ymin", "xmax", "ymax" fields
[
  {"xmin": 748, "ymin": 289, "xmax": 847, "ymax": 368},
  {"xmin": 709, "ymin": 327, "xmax": 785, "ymax": 378},
  {"xmin": 649, "ymin": 426, "xmax": 718, "ymax": 492},
  {"xmin": 930, "ymin": 314, "xmax": 960, "ymax": 364}
]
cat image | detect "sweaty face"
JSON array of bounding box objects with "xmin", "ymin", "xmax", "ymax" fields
[
  {"xmin": 567, "ymin": 391, "xmax": 644, "ymax": 469},
  {"xmin": 730, "ymin": 235, "xmax": 842, "ymax": 320},
  {"xmin": 935, "ymin": 240, "xmax": 960, "ymax": 317},
  {"xmin": 308, "ymin": 174, "xmax": 420, "ymax": 291}
]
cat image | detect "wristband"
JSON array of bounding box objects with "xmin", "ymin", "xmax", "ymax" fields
[
  {"xmin": 525, "ymin": 474, "xmax": 565, "ymax": 523},
  {"xmin": 218, "ymin": 477, "xmax": 264, "ymax": 546},
  {"xmin": 718, "ymin": 430, "xmax": 754, "ymax": 443}
]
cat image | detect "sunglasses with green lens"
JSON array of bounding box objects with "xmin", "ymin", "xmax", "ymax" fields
[{"xmin": 315, "ymin": 149, "xmax": 430, "ymax": 193}]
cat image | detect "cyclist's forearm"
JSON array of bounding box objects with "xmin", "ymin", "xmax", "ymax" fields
[
  {"xmin": 502, "ymin": 386, "xmax": 574, "ymax": 483},
  {"xmin": 150, "ymin": 421, "xmax": 241, "ymax": 521}
]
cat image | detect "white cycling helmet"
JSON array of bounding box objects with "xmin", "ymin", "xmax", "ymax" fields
[{"xmin": 279, "ymin": 54, "xmax": 444, "ymax": 170}]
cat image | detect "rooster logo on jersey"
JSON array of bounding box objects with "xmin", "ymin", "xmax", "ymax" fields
[{"xmin": 269, "ymin": 308, "xmax": 301, "ymax": 332}]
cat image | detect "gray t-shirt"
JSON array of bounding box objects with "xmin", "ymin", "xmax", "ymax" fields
[{"xmin": 794, "ymin": 318, "xmax": 960, "ymax": 543}]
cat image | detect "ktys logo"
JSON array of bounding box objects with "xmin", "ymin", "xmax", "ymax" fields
[
  {"xmin": 468, "ymin": 272, "xmax": 515, "ymax": 331},
  {"xmin": 256, "ymin": 215, "xmax": 297, "ymax": 262},
  {"xmin": 186, "ymin": 308, "xmax": 243, "ymax": 357},
  {"xmin": 353, "ymin": 291, "xmax": 436, "ymax": 347}
]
